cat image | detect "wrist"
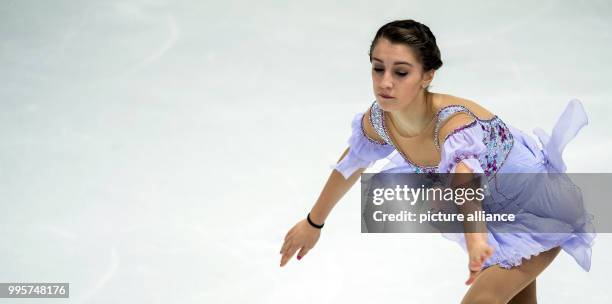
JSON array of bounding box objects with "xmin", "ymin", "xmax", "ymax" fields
[
  {"xmin": 308, "ymin": 210, "xmax": 325, "ymax": 226},
  {"xmin": 465, "ymin": 233, "xmax": 487, "ymax": 247},
  {"xmin": 307, "ymin": 212, "xmax": 324, "ymax": 229}
]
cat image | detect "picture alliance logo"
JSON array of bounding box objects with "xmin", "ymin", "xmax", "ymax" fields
[{"xmin": 371, "ymin": 209, "xmax": 516, "ymax": 224}]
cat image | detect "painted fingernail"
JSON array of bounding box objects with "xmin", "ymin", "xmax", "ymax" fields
[{"xmin": 297, "ymin": 256, "xmax": 302, "ymax": 260}]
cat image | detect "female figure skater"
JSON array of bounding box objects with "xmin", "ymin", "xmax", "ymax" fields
[{"xmin": 279, "ymin": 19, "xmax": 595, "ymax": 303}]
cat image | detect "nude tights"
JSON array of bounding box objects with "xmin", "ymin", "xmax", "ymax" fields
[{"xmin": 461, "ymin": 246, "xmax": 562, "ymax": 304}]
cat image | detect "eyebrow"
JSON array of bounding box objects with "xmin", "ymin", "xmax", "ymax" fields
[{"xmin": 372, "ymin": 57, "xmax": 413, "ymax": 67}]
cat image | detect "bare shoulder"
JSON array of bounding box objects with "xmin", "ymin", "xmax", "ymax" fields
[
  {"xmin": 434, "ymin": 93, "xmax": 495, "ymax": 120},
  {"xmin": 437, "ymin": 112, "xmax": 476, "ymax": 146},
  {"xmin": 362, "ymin": 107, "xmax": 386, "ymax": 144},
  {"xmin": 433, "ymin": 93, "xmax": 485, "ymax": 146}
]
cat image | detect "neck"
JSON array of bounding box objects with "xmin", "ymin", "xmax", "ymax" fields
[{"xmin": 388, "ymin": 90, "xmax": 434, "ymax": 137}]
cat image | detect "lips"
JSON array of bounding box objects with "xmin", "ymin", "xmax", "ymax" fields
[{"xmin": 379, "ymin": 93, "xmax": 394, "ymax": 99}]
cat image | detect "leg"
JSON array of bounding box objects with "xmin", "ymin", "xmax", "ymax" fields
[
  {"xmin": 461, "ymin": 246, "xmax": 561, "ymax": 304},
  {"xmin": 507, "ymin": 279, "xmax": 537, "ymax": 304}
]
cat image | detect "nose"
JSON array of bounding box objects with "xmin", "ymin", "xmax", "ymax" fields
[{"xmin": 380, "ymin": 71, "xmax": 393, "ymax": 89}]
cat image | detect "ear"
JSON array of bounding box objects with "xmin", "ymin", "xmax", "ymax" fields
[{"xmin": 422, "ymin": 69, "xmax": 435, "ymax": 87}]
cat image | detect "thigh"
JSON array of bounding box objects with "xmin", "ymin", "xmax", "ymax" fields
[
  {"xmin": 508, "ymin": 279, "xmax": 536, "ymax": 304},
  {"xmin": 461, "ymin": 246, "xmax": 561, "ymax": 304}
]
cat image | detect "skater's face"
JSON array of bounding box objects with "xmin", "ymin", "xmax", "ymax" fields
[{"xmin": 370, "ymin": 38, "xmax": 434, "ymax": 112}]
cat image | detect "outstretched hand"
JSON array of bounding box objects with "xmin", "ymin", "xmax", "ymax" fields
[
  {"xmin": 465, "ymin": 241, "xmax": 494, "ymax": 285},
  {"xmin": 279, "ymin": 219, "xmax": 321, "ymax": 267}
]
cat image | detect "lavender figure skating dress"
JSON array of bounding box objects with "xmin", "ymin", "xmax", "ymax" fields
[{"xmin": 333, "ymin": 99, "xmax": 595, "ymax": 271}]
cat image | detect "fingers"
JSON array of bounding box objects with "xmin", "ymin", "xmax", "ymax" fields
[
  {"xmin": 279, "ymin": 221, "xmax": 317, "ymax": 267},
  {"xmin": 280, "ymin": 228, "xmax": 297, "ymax": 253},
  {"xmin": 469, "ymin": 259, "xmax": 482, "ymax": 272},
  {"xmin": 296, "ymin": 247, "xmax": 310, "ymax": 260},
  {"xmin": 279, "ymin": 242, "xmax": 311, "ymax": 267},
  {"xmin": 465, "ymin": 270, "xmax": 479, "ymax": 285},
  {"xmin": 280, "ymin": 244, "xmax": 299, "ymax": 267},
  {"xmin": 284, "ymin": 229, "xmax": 294, "ymax": 242},
  {"xmin": 279, "ymin": 238, "xmax": 290, "ymax": 255},
  {"xmin": 470, "ymin": 246, "xmax": 494, "ymax": 267},
  {"xmin": 479, "ymin": 254, "xmax": 486, "ymax": 264},
  {"xmin": 477, "ymin": 246, "xmax": 494, "ymax": 265},
  {"xmin": 465, "ymin": 270, "xmax": 475, "ymax": 285},
  {"xmin": 465, "ymin": 259, "xmax": 482, "ymax": 285},
  {"xmin": 479, "ymin": 253, "xmax": 488, "ymax": 263},
  {"xmin": 466, "ymin": 252, "xmax": 492, "ymax": 285},
  {"xmin": 465, "ymin": 246, "xmax": 494, "ymax": 285},
  {"xmin": 485, "ymin": 246, "xmax": 494, "ymax": 257}
]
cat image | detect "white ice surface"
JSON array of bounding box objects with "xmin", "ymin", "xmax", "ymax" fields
[{"xmin": 1, "ymin": 0, "xmax": 611, "ymax": 303}]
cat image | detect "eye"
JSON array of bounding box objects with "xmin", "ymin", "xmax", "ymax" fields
[{"xmin": 372, "ymin": 67, "xmax": 408, "ymax": 77}]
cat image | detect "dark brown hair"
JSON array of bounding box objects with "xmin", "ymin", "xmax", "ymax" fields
[{"xmin": 368, "ymin": 19, "xmax": 443, "ymax": 91}]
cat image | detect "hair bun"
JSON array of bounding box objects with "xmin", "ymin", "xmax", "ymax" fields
[{"xmin": 368, "ymin": 19, "xmax": 443, "ymax": 72}]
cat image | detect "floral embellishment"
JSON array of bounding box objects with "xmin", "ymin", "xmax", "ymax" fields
[{"xmin": 498, "ymin": 126, "xmax": 508, "ymax": 142}]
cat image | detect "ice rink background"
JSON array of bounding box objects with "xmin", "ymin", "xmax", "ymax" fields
[{"xmin": 1, "ymin": 0, "xmax": 611, "ymax": 303}]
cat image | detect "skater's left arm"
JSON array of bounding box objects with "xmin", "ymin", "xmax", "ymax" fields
[
  {"xmin": 438, "ymin": 115, "xmax": 495, "ymax": 285},
  {"xmin": 452, "ymin": 163, "xmax": 494, "ymax": 285}
]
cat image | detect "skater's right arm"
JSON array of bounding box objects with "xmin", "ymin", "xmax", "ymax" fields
[
  {"xmin": 307, "ymin": 109, "xmax": 389, "ymax": 226},
  {"xmin": 308, "ymin": 147, "xmax": 366, "ymax": 226},
  {"xmin": 279, "ymin": 109, "xmax": 392, "ymax": 267},
  {"xmin": 278, "ymin": 148, "xmax": 367, "ymax": 268}
]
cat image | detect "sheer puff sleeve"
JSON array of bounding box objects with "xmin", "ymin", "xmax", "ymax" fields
[
  {"xmin": 331, "ymin": 111, "xmax": 394, "ymax": 179},
  {"xmin": 438, "ymin": 121, "xmax": 487, "ymax": 174}
]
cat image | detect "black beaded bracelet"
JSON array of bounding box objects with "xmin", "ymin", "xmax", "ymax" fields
[{"xmin": 307, "ymin": 212, "xmax": 324, "ymax": 229}]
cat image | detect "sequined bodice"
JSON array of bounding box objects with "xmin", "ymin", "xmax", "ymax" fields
[{"xmin": 367, "ymin": 101, "xmax": 515, "ymax": 177}]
